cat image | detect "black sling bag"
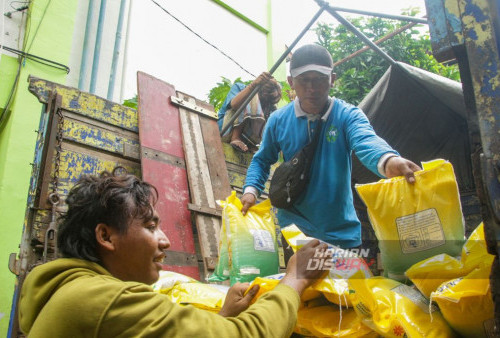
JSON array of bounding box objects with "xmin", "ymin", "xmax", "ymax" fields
[{"xmin": 269, "ymin": 120, "xmax": 322, "ymax": 209}]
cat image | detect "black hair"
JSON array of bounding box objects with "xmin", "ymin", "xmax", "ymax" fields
[
  {"xmin": 259, "ymin": 78, "xmax": 282, "ymax": 116},
  {"xmin": 290, "ymin": 44, "xmax": 334, "ymax": 71},
  {"xmin": 57, "ymin": 170, "xmax": 158, "ymax": 262}
]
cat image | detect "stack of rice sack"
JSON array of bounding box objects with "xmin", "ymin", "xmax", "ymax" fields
[
  {"xmin": 281, "ymin": 224, "xmax": 373, "ymax": 307},
  {"xmin": 176, "ymin": 160, "xmax": 493, "ymax": 337},
  {"xmin": 267, "ymin": 225, "xmax": 454, "ymax": 337},
  {"xmin": 348, "ymin": 271, "xmax": 454, "ymax": 337},
  {"xmin": 153, "ymin": 270, "xmax": 229, "ymax": 313},
  {"xmin": 249, "ymin": 263, "xmax": 376, "ymax": 337},
  {"xmin": 209, "ymin": 191, "xmax": 280, "ymax": 285},
  {"xmin": 250, "ymin": 224, "xmax": 377, "ymax": 337},
  {"xmin": 406, "ymin": 223, "xmax": 495, "ymax": 337},
  {"xmin": 355, "ymin": 159, "xmax": 494, "ymax": 337}
]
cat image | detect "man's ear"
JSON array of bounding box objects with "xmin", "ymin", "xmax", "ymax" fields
[
  {"xmin": 330, "ymin": 73, "xmax": 337, "ymax": 87},
  {"xmin": 287, "ymin": 76, "xmax": 294, "ymax": 89},
  {"xmin": 95, "ymin": 223, "xmax": 116, "ymax": 251}
]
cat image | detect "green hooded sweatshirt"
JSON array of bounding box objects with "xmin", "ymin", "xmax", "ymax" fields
[{"xmin": 19, "ymin": 258, "xmax": 300, "ymax": 337}]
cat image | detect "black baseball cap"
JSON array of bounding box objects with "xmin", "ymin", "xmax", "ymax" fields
[{"xmin": 290, "ymin": 44, "xmax": 334, "ymax": 77}]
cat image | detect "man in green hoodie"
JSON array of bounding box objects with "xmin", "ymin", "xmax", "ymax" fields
[{"xmin": 19, "ymin": 170, "xmax": 327, "ymax": 337}]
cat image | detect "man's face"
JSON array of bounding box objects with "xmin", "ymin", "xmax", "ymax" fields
[
  {"xmin": 288, "ymin": 70, "xmax": 334, "ymax": 114},
  {"xmin": 110, "ymin": 211, "xmax": 170, "ymax": 285}
]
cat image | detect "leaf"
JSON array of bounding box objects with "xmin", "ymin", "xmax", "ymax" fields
[{"xmin": 122, "ymin": 95, "xmax": 138, "ymax": 110}]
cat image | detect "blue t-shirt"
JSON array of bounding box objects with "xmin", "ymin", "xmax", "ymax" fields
[
  {"xmin": 244, "ymin": 98, "xmax": 398, "ymax": 248},
  {"xmin": 217, "ymin": 83, "xmax": 246, "ymax": 130}
]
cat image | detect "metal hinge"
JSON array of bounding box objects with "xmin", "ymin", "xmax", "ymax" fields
[
  {"xmin": 170, "ymin": 95, "xmax": 217, "ymax": 120},
  {"xmin": 9, "ymin": 253, "xmax": 20, "ymax": 276}
]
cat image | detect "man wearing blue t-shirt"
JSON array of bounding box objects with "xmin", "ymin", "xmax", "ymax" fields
[{"xmin": 241, "ymin": 44, "xmax": 420, "ymax": 249}]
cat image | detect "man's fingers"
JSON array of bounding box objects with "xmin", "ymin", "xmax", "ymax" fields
[
  {"xmin": 404, "ymin": 161, "xmax": 420, "ymax": 184},
  {"xmin": 405, "ymin": 173, "xmax": 416, "ymax": 184},
  {"xmin": 241, "ymin": 200, "xmax": 250, "ymax": 215},
  {"xmin": 240, "ymin": 194, "xmax": 256, "ymax": 215},
  {"xmin": 409, "ymin": 162, "xmax": 421, "ymax": 172},
  {"xmin": 256, "ymin": 72, "xmax": 271, "ymax": 85},
  {"xmin": 302, "ymin": 239, "xmax": 327, "ymax": 251},
  {"xmin": 302, "ymin": 239, "xmax": 320, "ymax": 249},
  {"xmin": 256, "ymin": 72, "xmax": 272, "ymax": 85},
  {"xmin": 386, "ymin": 157, "xmax": 421, "ymax": 183},
  {"xmin": 244, "ymin": 284, "xmax": 259, "ymax": 299}
]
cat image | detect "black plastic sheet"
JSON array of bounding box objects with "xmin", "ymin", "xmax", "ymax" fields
[{"xmin": 351, "ymin": 62, "xmax": 473, "ymax": 192}]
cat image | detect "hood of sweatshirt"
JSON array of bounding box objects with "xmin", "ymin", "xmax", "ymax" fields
[{"xmin": 18, "ymin": 258, "xmax": 111, "ymax": 333}]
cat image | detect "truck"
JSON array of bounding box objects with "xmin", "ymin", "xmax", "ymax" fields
[{"xmin": 5, "ymin": 0, "xmax": 500, "ymax": 336}]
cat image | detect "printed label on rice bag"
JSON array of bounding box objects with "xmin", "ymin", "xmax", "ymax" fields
[
  {"xmin": 240, "ymin": 267, "xmax": 260, "ymax": 275},
  {"xmin": 249, "ymin": 229, "xmax": 275, "ymax": 252},
  {"xmin": 396, "ymin": 208, "xmax": 445, "ymax": 253}
]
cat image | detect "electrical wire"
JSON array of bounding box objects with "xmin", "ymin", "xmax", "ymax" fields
[
  {"xmin": 149, "ymin": 0, "xmax": 256, "ymax": 77},
  {"xmin": 4, "ymin": 2, "xmax": 29, "ymax": 17},
  {"xmin": 0, "ymin": 0, "xmax": 28, "ymax": 131},
  {"xmin": 0, "ymin": 0, "xmax": 62, "ymax": 131},
  {"xmin": 9, "ymin": 1, "xmax": 30, "ymax": 11},
  {"xmin": 0, "ymin": 56, "xmax": 21, "ymax": 132},
  {"xmin": 25, "ymin": 0, "xmax": 50, "ymax": 53}
]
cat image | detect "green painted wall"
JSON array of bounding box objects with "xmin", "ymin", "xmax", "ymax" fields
[
  {"xmin": 266, "ymin": 0, "xmax": 287, "ymax": 82},
  {"xmin": 0, "ymin": 55, "xmax": 19, "ymax": 181},
  {"xmin": 0, "ymin": 0, "xmax": 78, "ymax": 335}
]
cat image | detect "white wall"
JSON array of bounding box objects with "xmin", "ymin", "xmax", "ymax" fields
[
  {"xmin": 121, "ymin": 0, "xmax": 269, "ymax": 102},
  {"xmin": 64, "ymin": 0, "xmax": 427, "ymax": 104},
  {"xmin": 67, "ymin": 0, "xmax": 129, "ymax": 101},
  {"xmin": 0, "ymin": 0, "xmax": 27, "ymax": 57}
]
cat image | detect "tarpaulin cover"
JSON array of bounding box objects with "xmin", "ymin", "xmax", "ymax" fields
[{"xmin": 352, "ymin": 62, "xmax": 473, "ymax": 191}]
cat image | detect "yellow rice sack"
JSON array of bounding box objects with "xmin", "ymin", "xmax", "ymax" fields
[
  {"xmin": 248, "ymin": 273, "xmax": 321, "ymax": 303},
  {"xmin": 349, "ymin": 274, "xmax": 454, "ymax": 337},
  {"xmin": 153, "ymin": 270, "xmax": 198, "ymax": 292},
  {"xmin": 355, "ymin": 159, "xmax": 465, "ymax": 282},
  {"xmin": 406, "ymin": 222, "xmax": 494, "ymax": 297},
  {"xmin": 249, "ymin": 275, "xmax": 375, "ymax": 337},
  {"xmin": 212, "ymin": 191, "xmax": 279, "ymax": 284},
  {"xmin": 153, "ymin": 271, "xmax": 228, "ymax": 312},
  {"xmin": 460, "ymin": 222, "xmax": 494, "ymax": 272},
  {"xmin": 167, "ymin": 283, "xmax": 227, "ymax": 312},
  {"xmin": 281, "ymin": 224, "xmax": 373, "ymax": 307},
  {"xmin": 405, "ymin": 253, "xmax": 462, "ymax": 298},
  {"xmin": 431, "ymin": 263, "xmax": 495, "ymax": 337},
  {"xmin": 280, "ymin": 223, "xmax": 311, "ymax": 252},
  {"xmin": 295, "ymin": 304, "xmax": 375, "ymax": 337}
]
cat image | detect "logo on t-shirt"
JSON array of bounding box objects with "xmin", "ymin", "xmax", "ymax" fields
[{"xmin": 326, "ymin": 124, "xmax": 338, "ymax": 143}]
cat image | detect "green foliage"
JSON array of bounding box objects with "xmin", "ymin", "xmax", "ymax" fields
[
  {"xmin": 315, "ymin": 8, "xmax": 460, "ymax": 105},
  {"xmin": 207, "ymin": 77, "xmax": 293, "ymax": 112},
  {"xmin": 207, "ymin": 8, "xmax": 460, "ymax": 109},
  {"xmin": 278, "ymin": 80, "xmax": 293, "ymax": 104},
  {"xmin": 207, "ymin": 77, "xmax": 245, "ymax": 112},
  {"xmin": 122, "ymin": 95, "xmax": 138, "ymax": 110}
]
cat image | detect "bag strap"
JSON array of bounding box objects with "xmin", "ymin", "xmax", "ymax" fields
[
  {"xmin": 306, "ymin": 96, "xmax": 330, "ymax": 151},
  {"xmin": 304, "ymin": 119, "xmax": 323, "ymax": 154},
  {"xmin": 312, "ymin": 120, "xmax": 323, "ymax": 146}
]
